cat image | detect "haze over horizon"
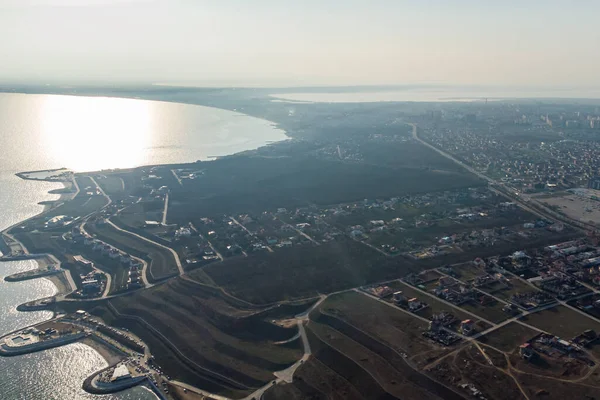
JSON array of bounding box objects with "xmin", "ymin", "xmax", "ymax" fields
[{"xmin": 2, "ymin": 0, "xmax": 599, "ymax": 88}]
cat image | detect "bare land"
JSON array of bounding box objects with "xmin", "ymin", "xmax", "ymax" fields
[
  {"xmin": 520, "ymin": 305, "xmax": 600, "ymax": 340},
  {"xmin": 541, "ymin": 192, "xmax": 600, "ymax": 226},
  {"xmin": 477, "ymin": 322, "xmax": 539, "ymax": 352}
]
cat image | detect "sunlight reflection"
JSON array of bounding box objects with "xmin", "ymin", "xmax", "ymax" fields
[{"xmin": 39, "ymin": 95, "xmax": 152, "ymax": 171}]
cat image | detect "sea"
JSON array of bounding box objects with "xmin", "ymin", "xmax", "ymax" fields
[
  {"xmin": 270, "ymin": 87, "xmax": 600, "ymax": 103},
  {"xmin": 0, "ymin": 92, "xmax": 287, "ymax": 399}
]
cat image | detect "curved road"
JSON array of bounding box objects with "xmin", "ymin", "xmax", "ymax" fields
[{"xmin": 105, "ymin": 219, "xmax": 184, "ymax": 276}]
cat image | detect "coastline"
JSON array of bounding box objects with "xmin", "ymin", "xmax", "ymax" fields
[
  {"xmin": 0, "ymin": 93, "xmax": 292, "ymax": 399},
  {"xmin": 0, "ymin": 171, "xmax": 80, "ymax": 296},
  {"xmin": 0, "ymin": 175, "xmax": 121, "ymax": 383},
  {"xmin": 41, "ymin": 180, "xmax": 77, "ymax": 213},
  {"xmin": 44, "ymin": 272, "xmax": 71, "ymax": 296},
  {"xmin": 81, "ymin": 336, "xmax": 127, "ymax": 366}
]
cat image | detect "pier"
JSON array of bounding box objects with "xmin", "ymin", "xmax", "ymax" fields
[
  {"xmin": 0, "ymin": 331, "xmax": 86, "ymax": 357},
  {"xmin": 4, "ymin": 265, "xmax": 62, "ymax": 282}
]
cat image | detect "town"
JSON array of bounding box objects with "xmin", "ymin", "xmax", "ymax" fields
[{"xmin": 5, "ymin": 97, "xmax": 600, "ymax": 399}]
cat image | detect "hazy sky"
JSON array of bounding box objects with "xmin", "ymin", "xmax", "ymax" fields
[{"xmin": 1, "ymin": 0, "xmax": 599, "ymax": 87}]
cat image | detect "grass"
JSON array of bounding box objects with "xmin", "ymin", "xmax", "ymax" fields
[
  {"xmin": 494, "ymin": 276, "xmax": 540, "ymax": 301},
  {"xmin": 167, "ymin": 155, "xmax": 484, "ymax": 221},
  {"xmin": 450, "ymin": 262, "xmax": 485, "ymax": 281},
  {"xmin": 85, "ymin": 221, "xmax": 179, "ymax": 281},
  {"xmin": 311, "ymin": 292, "xmax": 464, "ymax": 399},
  {"xmin": 515, "ymin": 369, "xmax": 600, "ymax": 399},
  {"xmin": 427, "ymin": 345, "xmax": 526, "ymax": 400},
  {"xmin": 304, "ymin": 327, "xmax": 400, "ymax": 400},
  {"xmin": 40, "ymin": 193, "xmax": 108, "ymax": 223},
  {"xmin": 197, "ymin": 239, "xmax": 415, "ymax": 304},
  {"xmin": 94, "ymin": 174, "xmax": 124, "ymax": 195},
  {"xmin": 66, "ymin": 241, "xmax": 130, "ymax": 293},
  {"xmin": 477, "ymin": 322, "xmax": 539, "ymax": 352},
  {"xmin": 520, "ymin": 305, "xmax": 600, "ymax": 340},
  {"xmin": 317, "ymin": 291, "xmax": 433, "ymax": 356},
  {"xmin": 104, "ymin": 278, "xmax": 303, "ymax": 397},
  {"xmin": 394, "ymin": 281, "xmax": 489, "ymax": 329},
  {"xmin": 460, "ymin": 299, "xmax": 509, "ymax": 324},
  {"xmin": 308, "ymin": 320, "xmax": 444, "ymax": 400},
  {"xmin": 264, "ymin": 357, "xmax": 364, "ymax": 400}
]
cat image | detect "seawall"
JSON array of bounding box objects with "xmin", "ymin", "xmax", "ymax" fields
[{"xmin": 0, "ymin": 332, "xmax": 86, "ymax": 357}]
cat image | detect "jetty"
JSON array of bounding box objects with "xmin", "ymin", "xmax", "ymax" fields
[
  {"xmin": 0, "ymin": 330, "xmax": 86, "ymax": 357},
  {"xmin": 4, "ymin": 264, "xmax": 61, "ymax": 282}
]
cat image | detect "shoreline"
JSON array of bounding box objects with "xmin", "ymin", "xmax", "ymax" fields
[
  {"xmin": 41, "ymin": 180, "xmax": 77, "ymax": 213},
  {"xmin": 0, "ymin": 174, "xmax": 126, "ymax": 391},
  {"xmin": 0, "ymin": 92, "xmax": 292, "ymax": 399},
  {"xmin": 81, "ymin": 336, "xmax": 128, "ymax": 366}
]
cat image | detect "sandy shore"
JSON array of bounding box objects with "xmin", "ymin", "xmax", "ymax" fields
[
  {"xmin": 41, "ymin": 180, "xmax": 77, "ymax": 212},
  {"xmin": 81, "ymin": 336, "xmax": 127, "ymax": 366},
  {"xmin": 44, "ymin": 272, "xmax": 71, "ymax": 296},
  {"xmin": 4, "ymin": 177, "xmax": 79, "ymax": 296}
]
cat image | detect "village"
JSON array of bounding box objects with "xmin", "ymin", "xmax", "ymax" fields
[
  {"xmin": 357, "ymin": 233, "xmax": 600, "ymax": 381},
  {"xmin": 107, "ymin": 180, "xmax": 573, "ymax": 271}
]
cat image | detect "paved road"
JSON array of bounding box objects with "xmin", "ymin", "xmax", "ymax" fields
[
  {"xmin": 89, "ymin": 175, "xmax": 112, "ymax": 209},
  {"xmin": 410, "ymin": 122, "xmax": 596, "ymax": 231},
  {"xmin": 230, "ymin": 216, "xmax": 274, "ymax": 253},
  {"xmin": 435, "ymin": 269, "xmax": 514, "ymax": 308},
  {"xmin": 47, "ymin": 253, "xmax": 77, "ymax": 294},
  {"xmin": 276, "ymin": 217, "xmax": 320, "ymax": 245},
  {"xmin": 80, "ymin": 222, "xmax": 113, "ymax": 297},
  {"xmin": 107, "ymin": 301, "xmax": 251, "ymax": 391},
  {"xmin": 409, "ymin": 123, "xmax": 558, "ymax": 223},
  {"xmin": 399, "ymin": 279, "xmax": 496, "ymax": 326},
  {"xmin": 409, "ymin": 123, "xmax": 492, "ymax": 183},
  {"xmin": 161, "ymin": 193, "xmax": 169, "ymax": 225},
  {"xmin": 106, "ymin": 219, "xmax": 184, "ymax": 276},
  {"xmin": 170, "ymin": 169, "xmax": 183, "ymax": 187},
  {"xmin": 170, "ymin": 381, "xmax": 232, "ymax": 400},
  {"xmin": 189, "ymin": 222, "xmax": 224, "ymax": 261},
  {"xmin": 242, "ymin": 295, "xmax": 327, "ymax": 400}
]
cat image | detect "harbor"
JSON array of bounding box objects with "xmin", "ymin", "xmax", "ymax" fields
[{"xmin": 0, "ymin": 310, "xmax": 164, "ymax": 397}]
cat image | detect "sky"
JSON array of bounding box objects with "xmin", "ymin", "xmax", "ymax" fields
[{"xmin": 1, "ymin": 0, "xmax": 599, "ymax": 87}]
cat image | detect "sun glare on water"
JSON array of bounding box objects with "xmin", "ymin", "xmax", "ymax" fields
[{"xmin": 39, "ymin": 95, "xmax": 153, "ymax": 171}]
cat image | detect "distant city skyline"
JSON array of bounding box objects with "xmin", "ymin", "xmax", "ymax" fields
[{"xmin": 2, "ymin": 0, "xmax": 600, "ymax": 87}]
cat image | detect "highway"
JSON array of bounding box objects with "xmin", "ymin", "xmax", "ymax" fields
[
  {"xmin": 409, "ymin": 123, "xmax": 492, "ymax": 183},
  {"xmin": 409, "ymin": 123, "xmax": 579, "ymax": 226}
]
